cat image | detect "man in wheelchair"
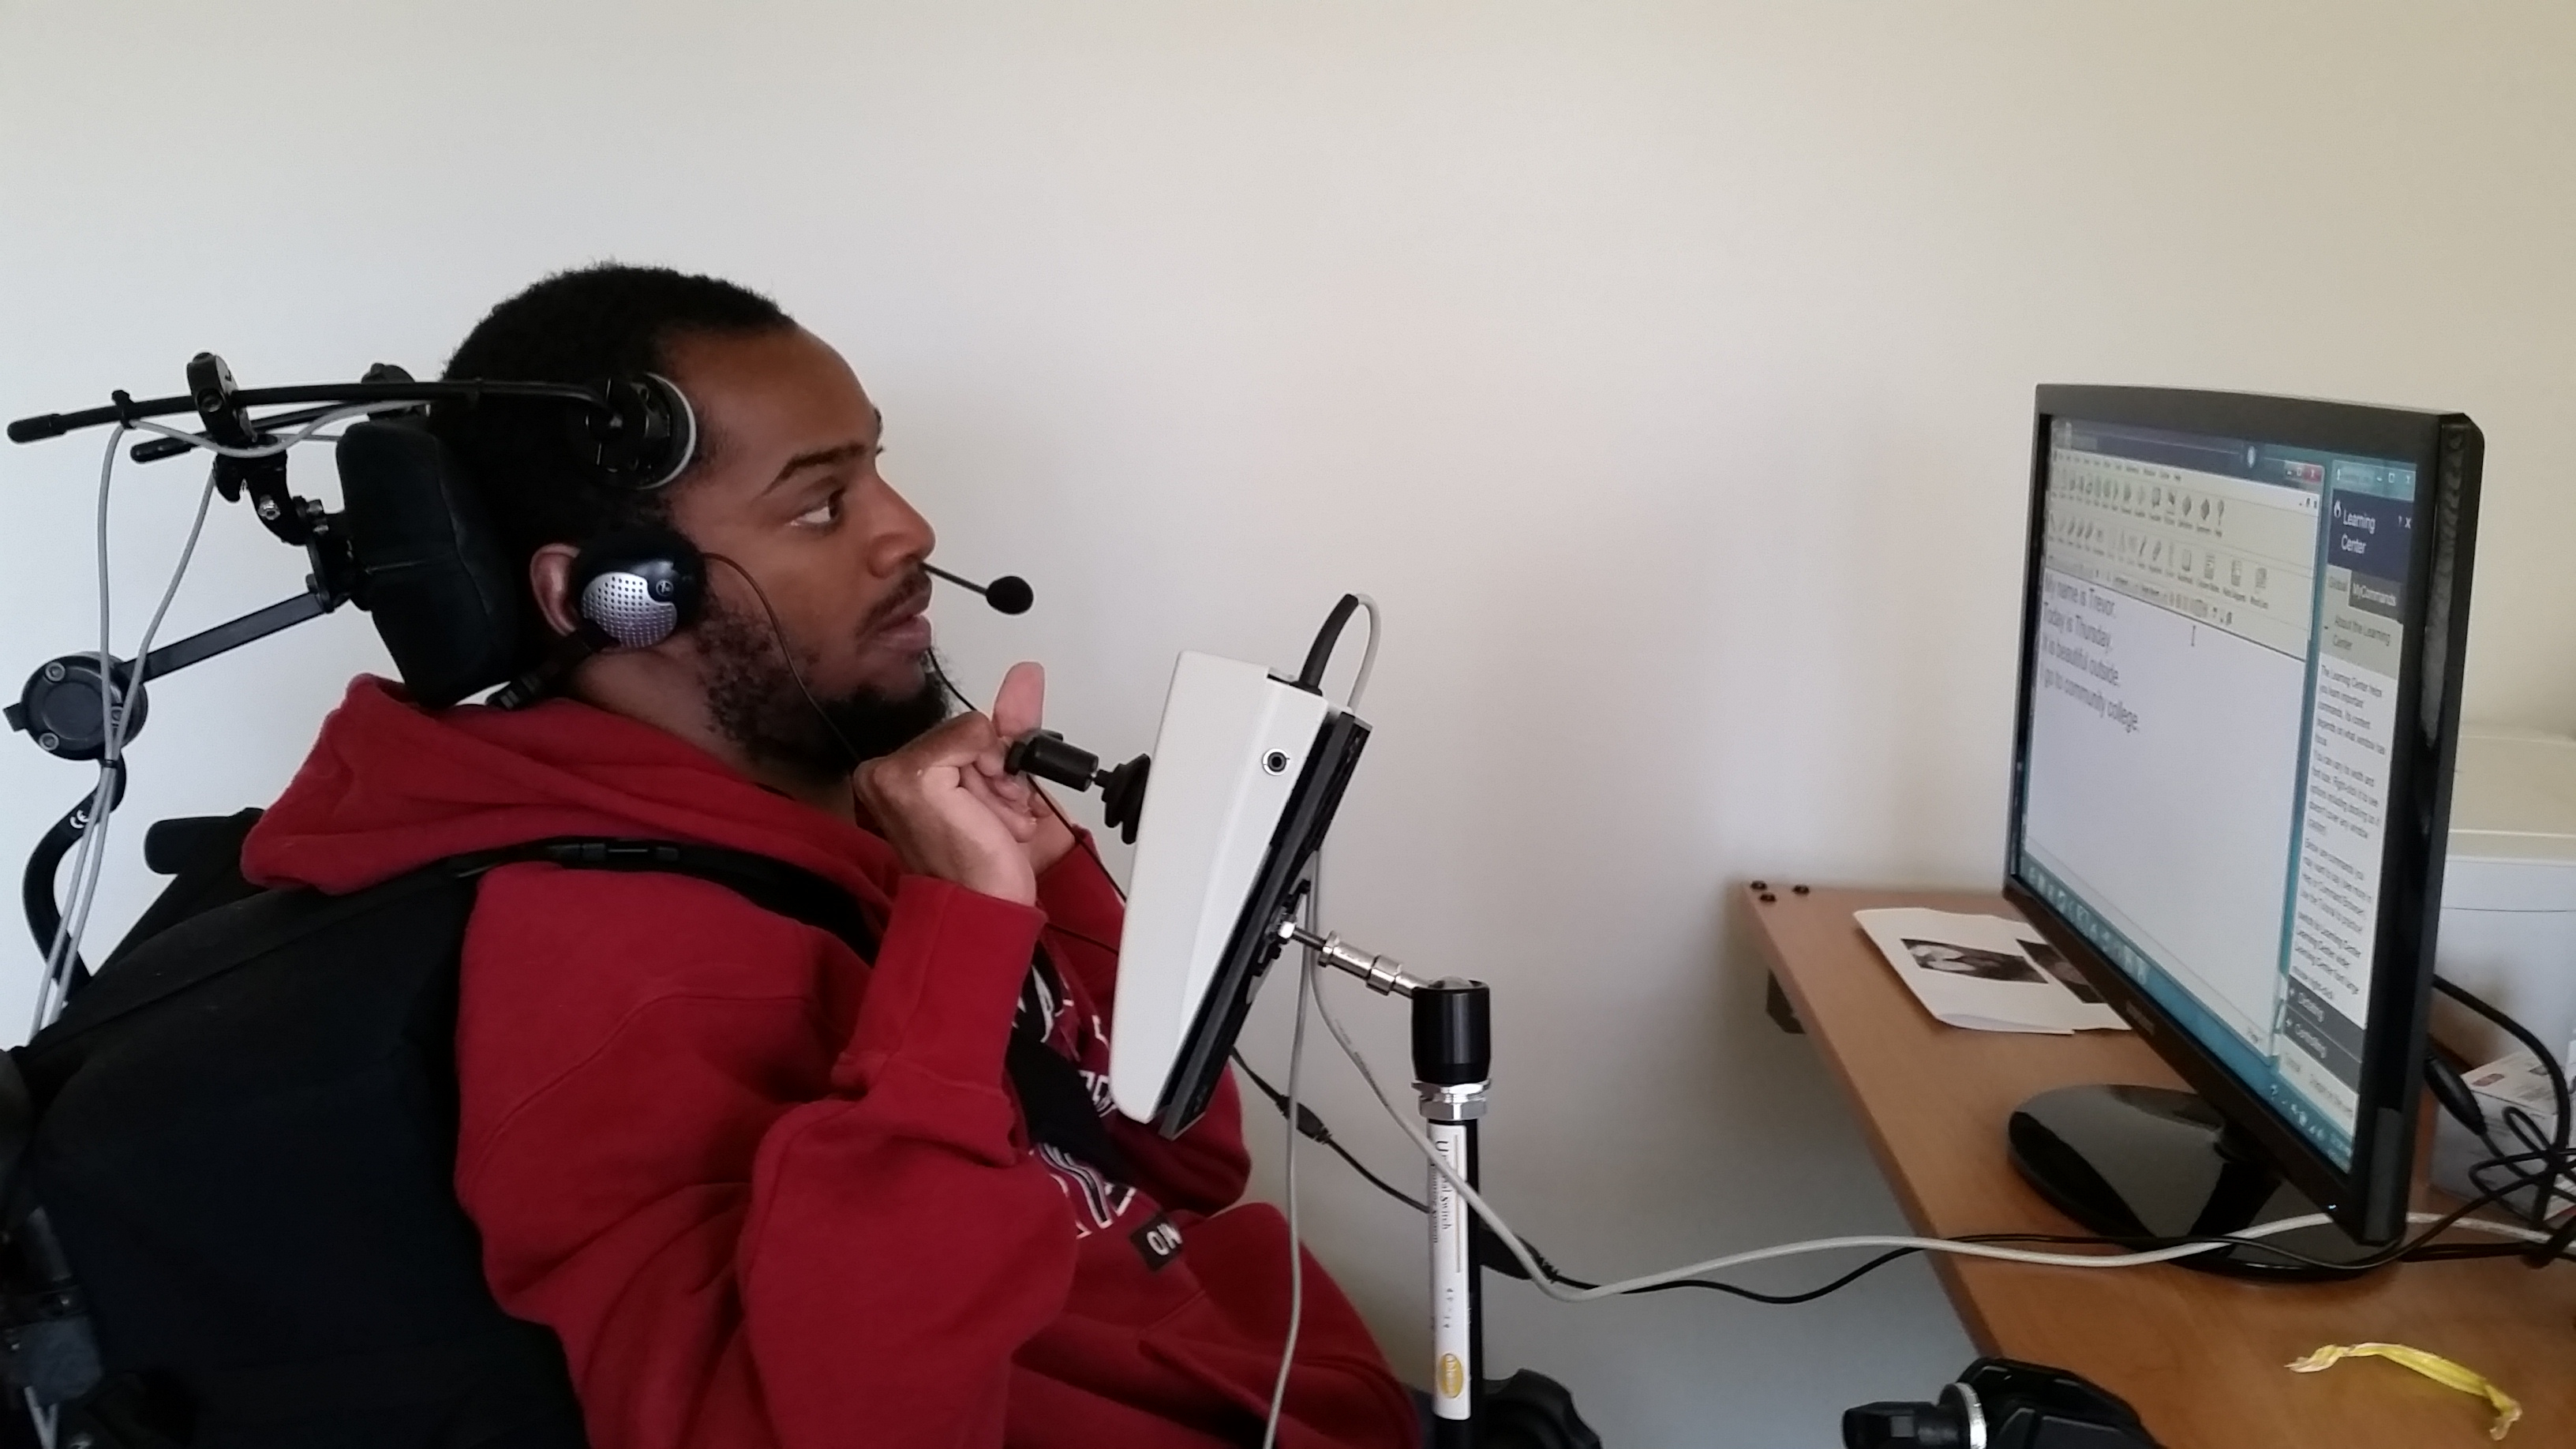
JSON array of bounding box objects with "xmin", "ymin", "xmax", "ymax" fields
[{"xmin": 10, "ymin": 265, "xmax": 1419, "ymax": 1449}]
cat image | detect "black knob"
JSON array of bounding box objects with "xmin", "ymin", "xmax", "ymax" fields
[
  {"xmin": 13, "ymin": 655, "xmax": 148, "ymax": 761},
  {"xmin": 1842, "ymin": 1402, "xmax": 1968, "ymax": 1449},
  {"xmin": 1098, "ymin": 754, "xmax": 1151, "ymax": 844},
  {"xmin": 1411, "ymin": 980, "xmax": 1491, "ymax": 1086},
  {"xmin": 1005, "ymin": 730, "xmax": 1101, "ymax": 792}
]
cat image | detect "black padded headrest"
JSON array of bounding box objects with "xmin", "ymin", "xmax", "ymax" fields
[{"xmin": 336, "ymin": 419, "xmax": 521, "ymax": 708}]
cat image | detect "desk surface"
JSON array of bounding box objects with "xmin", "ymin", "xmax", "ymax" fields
[{"xmin": 1747, "ymin": 882, "xmax": 2574, "ymax": 1449}]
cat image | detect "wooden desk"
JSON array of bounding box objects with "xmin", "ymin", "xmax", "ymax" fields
[{"xmin": 1746, "ymin": 882, "xmax": 2574, "ymax": 1449}]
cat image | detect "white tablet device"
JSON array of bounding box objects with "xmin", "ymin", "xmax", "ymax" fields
[{"xmin": 1107, "ymin": 652, "xmax": 1370, "ymax": 1136}]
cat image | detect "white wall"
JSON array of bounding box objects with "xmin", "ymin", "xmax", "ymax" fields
[{"xmin": 6, "ymin": 3, "xmax": 2573, "ymax": 1443}]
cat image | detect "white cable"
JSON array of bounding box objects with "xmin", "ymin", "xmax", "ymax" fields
[
  {"xmin": 124, "ymin": 401, "xmax": 404, "ymax": 459},
  {"xmin": 1257, "ymin": 591, "xmax": 1377, "ymax": 1443},
  {"xmin": 32, "ymin": 438, "xmax": 223, "ymax": 1034},
  {"xmin": 1306, "ymin": 975, "xmax": 2551, "ymax": 1302},
  {"xmin": 32, "ymin": 425, "xmax": 134, "ymax": 1035},
  {"xmin": 21, "ymin": 1387, "xmax": 53, "ymax": 1449},
  {"xmin": 1259, "ymin": 948, "xmax": 1316, "ymax": 1449},
  {"xmin": 25, "ymin": 404, "xmax": 377, "ymax": 1035},
  {"xmin": 1342, "ymin": 594, "xmax": 1380, "ymax": 712}
]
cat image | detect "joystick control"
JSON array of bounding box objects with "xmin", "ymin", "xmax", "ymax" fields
[{"xmin": 1004, "ymin": 730, "xmax": 1151, "ymax": 844}]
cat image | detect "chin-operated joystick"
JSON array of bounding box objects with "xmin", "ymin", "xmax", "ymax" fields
[
  {"xmin": 1844, "ymin": 1358, "xmax": 2160, "ymax": 1449},
  {"xmin": 1003, "ymin": 730, "xmax": 1151, "ymax": 844}
]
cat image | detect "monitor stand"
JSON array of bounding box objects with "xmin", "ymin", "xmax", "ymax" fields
[{"xmin": 2005, "ymin": 1084, "xmax": 2384, "ymax": 1280}]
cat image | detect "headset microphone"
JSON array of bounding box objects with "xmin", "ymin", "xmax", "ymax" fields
[{"xmin": 923, "ymin": 564, "xmax": 1033, "ymax": 616}]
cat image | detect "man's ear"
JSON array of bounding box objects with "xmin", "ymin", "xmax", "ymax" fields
[{"xmin": 529, "ymin": 544, "xmax": 584, "ymax": 638}]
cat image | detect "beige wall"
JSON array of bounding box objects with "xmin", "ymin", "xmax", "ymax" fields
[{"xmin": 5, "ymin": 3, "xmax": 2570, "ymax": 1441}]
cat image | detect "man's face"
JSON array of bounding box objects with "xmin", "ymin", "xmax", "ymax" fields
[{"xmin": 658, "ymin": 326, "xmax": 949, "ymax": 777}]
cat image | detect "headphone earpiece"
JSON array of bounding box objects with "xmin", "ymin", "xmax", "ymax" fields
[
  {"xmin": 581, "ymin": 373, "xmax": 698, "ymax": 490},
  {"xmin": 570, "ymin": 526, "xmax": 706, "ymax": 649}
]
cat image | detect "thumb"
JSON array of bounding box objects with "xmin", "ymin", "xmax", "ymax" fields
[{"xmin": 992, "ymin": 661, "xmax": 1046, "ymax": 742}]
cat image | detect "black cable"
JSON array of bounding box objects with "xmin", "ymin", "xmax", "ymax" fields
[
  {"xmin": 1234, "ymin": 1041, "xmax": 2024, "ymax": 1305},
  {"xmin": 1294, "ymin": 593, "xmax": 1361, "ymax": 693},
  {"xmin": 1960, "ymin": 1155, "xmax": 2576, "ymax": 1278},
  {"xmin": 704, "ymin": 552, "xmax": 866, "ymax": 772},
  {"xmin": 1533, "ymin": 1153, "xmax": 2576, "ymax": 1307},
  {"xmin": 1626, "ymin": 1200, "xmax": 2576, "ymax": 1308},
  {"xmin": 923, "ymin": 616, "xmax": 2576, "ymax": 1296},
  {"xmin": 2432, "ymin": 978, "xmax": 2573, "ymax": 1256},
  {"xmin": 2433, "ymin": 977, "xmax": 2570, "ymax": 1217},
  {"xmin": 2478, "ymin": 1108, "xmax": 2563, "ymax": 1223},
  {"xmin": 922, "ymin": 650, "xmax": 1129, "ymax": 904},
  {"xmin": 1234, "ymin": 1050, "xmax": 1429, "ymax": 1213},
  {"xmin": 1569, "ymin": 1249, "xmax": 1925, "ymax": 1306},
  {"xmin": 2469, "ymin": 1142, "xmax": 2559, "ymax": 1219},
  {"xmin": 1230, "ymin": 1075, "xmax": 2574, "ymax": 1305}
]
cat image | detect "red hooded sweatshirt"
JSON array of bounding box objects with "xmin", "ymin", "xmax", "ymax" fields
[{"xmin": 241, "ymin": 678, "xmax": 1416, "ymax": 1449}]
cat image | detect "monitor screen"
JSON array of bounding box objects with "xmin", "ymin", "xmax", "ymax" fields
[{"xmin": 2014, "ymin": 416, "xmax": 2422, "ymax": 1168}]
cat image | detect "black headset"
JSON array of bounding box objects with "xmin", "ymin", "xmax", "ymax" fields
[
  {"xmin": 529, "ymin": 372, "xmax": 708, "ymax": 653},
  {"xmin": 9, "ymin": 356, "xmax": 1017, "ymax": 717},
  {"xmin": 463, "ymin": 376, "xmax": 711, "ymax": 707},
  {"xmin": 581, "ymin": 374, "xmax": 699, "ymax": 492},
  {"xmin": 485, "ymin": 522, "xmax": 710, "ymax": 710},
  {"xmin": 567, "ymin": 526, "xmax": 708, "ymax": 651}
]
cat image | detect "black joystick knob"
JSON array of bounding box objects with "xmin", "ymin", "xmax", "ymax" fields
[
  {"xmin": 1004, "ymin": 730, "xmax": 1099, "ymax": 790},
  {"xmin": 1002, "ymin": 731, "xmax": 1152, "ymax": 844}
]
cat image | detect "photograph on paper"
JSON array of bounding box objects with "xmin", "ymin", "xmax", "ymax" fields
[{"xmin": 1855, "ymin": 907, "xmax": 2129, "ymax": 1035}]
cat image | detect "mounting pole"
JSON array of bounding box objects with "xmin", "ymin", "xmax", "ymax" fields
[{"xmin": 1279, "ymin": 921, "xmax": 1491, "ymax": 1445}]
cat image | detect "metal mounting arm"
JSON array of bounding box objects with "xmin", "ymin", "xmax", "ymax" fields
[
  {"xmin": 6, "ymin": 583, "xmax": 343, "ymax": 762},
  {"xmin": 1276, "ymin": 919, "xmax": 1432, "ymax": 996}
]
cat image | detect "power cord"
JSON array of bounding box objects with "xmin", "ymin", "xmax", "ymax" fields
[
  {"xmin": 2433, "ymin": 975, "xmax": 2573, "ymax": 1238},
  {"xmin": 1238, "ymin": 1052, "xmax": 2576, "ymax": 1301},
  {"xmin": 1261, "ymin": 593, "xmax": 1378, "ymax": 1447},
  {"xmin": 1234, "ymin": 1053, "xmax": 1427, "ymax": 1214},
  {"xmin": 1305, "ymin": 968, "xmax": 2562, "ymax": 1301}
]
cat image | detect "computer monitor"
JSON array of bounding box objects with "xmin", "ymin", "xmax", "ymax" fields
[{"xmin": 2003, "ymin": 386, "xmax": 2482, "ymax": 1273}]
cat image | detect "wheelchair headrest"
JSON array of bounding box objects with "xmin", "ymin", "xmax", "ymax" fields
[{"xmin": 336, "ymin": 418, "xmax": 522, "ymax": 709}]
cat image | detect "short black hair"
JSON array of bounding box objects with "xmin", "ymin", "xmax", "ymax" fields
[{"xmin": 433, "ymin": 263, "xmax": 794, "ymax": 657}]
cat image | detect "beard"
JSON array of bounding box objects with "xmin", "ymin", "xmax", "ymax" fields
[{"xmin": 696, "ymin": 590, "xmax": 952, "ymax": 782}]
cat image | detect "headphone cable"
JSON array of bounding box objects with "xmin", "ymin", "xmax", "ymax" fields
[{"xmin": 702, "ymin": 552, "xmax": 868, "ymax": 773}]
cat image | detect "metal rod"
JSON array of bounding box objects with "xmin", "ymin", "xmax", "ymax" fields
[
  {"xmin": 1427, "ymin": 1114, "xmax": 1477, "ymax": 1447},
  {"xmin": 10, "ymin": 378, "xmax": 605, "ymax": 446},
  {"xmin": 1412, "ymin": 978, "xmax": 1492, "ymax": 1447},
  {"xmin": 1276, "ymin": 920, "xmax": 1428, "ymax": 996},
  {"xmin": 137, "ymin": 590, "xmax": 333, "ymax": 680}
]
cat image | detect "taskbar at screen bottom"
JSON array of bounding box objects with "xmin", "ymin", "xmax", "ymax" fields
[{"xmin": 2014, "ymin": 851, "xmax": 2356, "ymax": 1168}]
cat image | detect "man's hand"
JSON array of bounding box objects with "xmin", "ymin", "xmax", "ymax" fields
[
  {"xmin": 979, "ymin": 663, "xmax": 1080, "ymax": 878},
  {"xmin": 855, "ymin": 707, "xmax": 1041, "ymax": 906},
  {"xmin": 852, "ymin": 662, "xmax": 1081, "ymax": 904}
]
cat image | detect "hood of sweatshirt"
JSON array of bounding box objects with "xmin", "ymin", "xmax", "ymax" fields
[{"xmin": 242, "ymin": 676, "xmax": 902, "ymax": 914}]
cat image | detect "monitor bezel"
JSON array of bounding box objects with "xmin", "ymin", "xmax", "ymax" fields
[{"xmin": 2003, "ymin": 384, "xmax": 2482, "ymax": 1244}]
